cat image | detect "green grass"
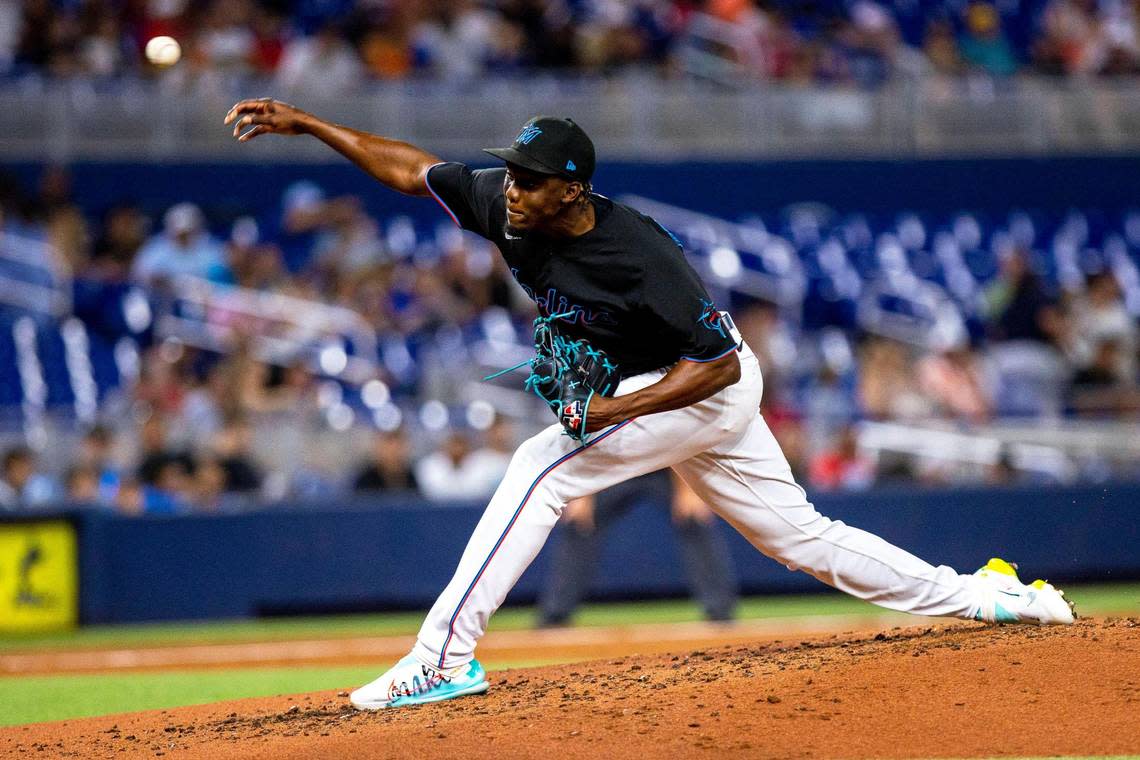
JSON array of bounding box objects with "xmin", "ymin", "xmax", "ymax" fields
[
  {"xmin": 0, "ymin": 583, "xmax": 1136, "ymax": 727},
  {"xmin": 3, "ymin": 582, "xmax": 1135, "ymax": 654}
]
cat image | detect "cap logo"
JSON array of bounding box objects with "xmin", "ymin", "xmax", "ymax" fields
[
  {"xmin": 565, "ymin": 160, "xmax": 576, "ymax": 171},
  {"xmin": 516, "ymin": 125, "xmax": 543, "ymax": 145}
]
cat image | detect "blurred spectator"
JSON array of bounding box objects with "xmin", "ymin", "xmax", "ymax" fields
[
  {"xmin": 464, "ymin": 417, "xmax": 515, "ymax": 485},
  {"xmin": 134, "ymin": 347, "xmax": 190, "ymax": 417},
  {"xmin": 135, "ymin": 413, "xmax": 195, "ymax": 487},
  {"xmin": 985, "ymin": 247, "xmax": 1066, "ymax": 347},
  {"xmin": 274, "ymin": 22, "xmax": 362, "ymax": 94},
  {"xmin": 1094, "ymin": 0, "xmax": 1140, "ymax": 75},
  {"xmin": 89, "ymin": 203, "xmax": 150, "ymax": 281},
  {"xmin": 984, "ymin": 247, "xmax": 1071, "ymax": 416},
  {"xmin": 32, "ymin": 166, "xmax": 89, "ymax": 275},
  {"xmin": 1034, "ymin": 0, "xmax": 1099, "ymax": 75},
  {"xmin": 410, "ymin": 0, "xmax": 501, "ymax": 80},
  {"xmin": 923, "ymin": 20, "xmax": 963, "ymax": 76},
  {"xmin": 308, "ymin": 204, "xmax": 388, "ymax": 298},
  {"xmin": 226, "ymin": 217, "xmax": 286, "ymax": 291},
  {"xmin": 1071, "ymin": 271, "xmax": 1136, "ymax": 381},
  {"xmin": 353, "ymin": 428, "xmax": 419, "ymax": 492},
  {"xmin": 181, "ymin": 361, "xmax": 232, "ymax": 447},
  {"xmin": 144, "ymin": 458, "xmax": 193, "ymax": 513},
  {"xmin": 132, "ymin": 202, "xmax": 230, "ymax": 286},
  {"xmin": 277, "ymin": 181, "xmax": 362, "ymax": 272},
  {"xmin": 114, "ymin": 476, "xmax": 146, "ymax": 516},
  {"xmin": 415, "ymin": 431, "xmax": 506, "ymax": 502},
  {"xmin": 193, "ymin": 456, "xmax": 229, "ymax": 511},
  {"xmin": 843, "ymin": 0, "xmax": 904, "ymax": 88},
  {"xmin": 77, "ymin": 425, "xmax": 121, "ymax": 504},
  {"xmin": 210, "ymin": 415, "xmax": 262, "ymax": 493},
  {"xmin": 808, "ymin": 424, "xmax": 876, "ymax": 491},
  {"xmin": 1069, "ymin": 337, "xmax": 1140, "ymax": 415},
  {"xmin": 959, "ymin": 3, "xmax": 1018, "ymax": 77},
  {"xmin": 916, "ymin": 339, "xmax": 994, "ymax": 423},
  {"xmin": 196, "ymin": 0, "xmax": 256, "ymax": 75},
  {"xmin": 64, "ymin": 464, "xmax": 102, "ymax": 505},
  {"xmin": 857, "ymin": 337, "xmax": 931, "ymax": 422},
  {"xmin": 0, "ymin": 446, "xmax": 58, "ymax": 509}
]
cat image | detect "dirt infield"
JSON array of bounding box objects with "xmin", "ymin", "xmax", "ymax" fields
[{"xmin": 3, "ymin": 618, "xmax": 1138, "ymax": 759}]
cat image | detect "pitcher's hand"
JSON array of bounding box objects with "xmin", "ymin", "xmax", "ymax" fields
[{"xmin": 224, "ymin": 99, "xmax": 311, "ymax": 142}]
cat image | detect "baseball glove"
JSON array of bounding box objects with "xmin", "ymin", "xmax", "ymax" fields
[{"xmin": 484, "ymin": 312, "xmax": 619, "ymax": 443}]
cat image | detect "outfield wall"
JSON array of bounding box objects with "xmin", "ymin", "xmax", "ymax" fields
[
  {"xmin": 6, "ymin": 155, "xmax": 1140, "ymax": 230},
  {"xmin": 3, "ymin": 482, "xmax": 1134, "ymax": 625}
]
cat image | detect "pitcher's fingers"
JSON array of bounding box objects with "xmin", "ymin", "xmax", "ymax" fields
[
  {"xmin": 223, "ymin": 99, "xmax": 270, "ymax": 125},
  {"xmin": 237, "ymin": 124, "xmax": 270, "ymax": 142}
]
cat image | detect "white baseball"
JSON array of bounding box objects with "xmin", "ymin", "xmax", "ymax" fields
[{"xmin": 145, "ymin": 36, "xmax": 182, "ymax": 67}]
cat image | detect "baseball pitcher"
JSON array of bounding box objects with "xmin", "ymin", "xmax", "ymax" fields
[{"xmin": 224, "ymin": 101, "xmax": 1075, "ymax": 709}]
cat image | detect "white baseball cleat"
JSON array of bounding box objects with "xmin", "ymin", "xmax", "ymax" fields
[
  {"xmin": 973, "ymin": 557, "xmax": 1076, "ymax": 625},
  {"xmin": 350, "ymin": 654, "xmax": 489, "ymax": 710}
]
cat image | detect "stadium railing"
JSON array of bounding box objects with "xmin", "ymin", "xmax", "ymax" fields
[{"xmin": 2, "ymin": 77, "xmax": 1139, "ymax": 161}]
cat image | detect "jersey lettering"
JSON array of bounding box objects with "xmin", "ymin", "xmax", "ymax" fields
[{"xmin": 511, "ymin": 269, "xmax": 617, "ymax": 326}]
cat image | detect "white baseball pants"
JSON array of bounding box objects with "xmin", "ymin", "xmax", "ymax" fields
[{"xmin": 413, "ymin": 343, "xmax": 984, "ymax": 670}]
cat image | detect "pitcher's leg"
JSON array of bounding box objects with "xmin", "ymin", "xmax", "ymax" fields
[
  {"xmin": 672, "ymin": 415, "xmax": 981, "ymax": 620},
  {"xmin": 413, "ymin": 398, "xmax": 739, "ymax": 669}
]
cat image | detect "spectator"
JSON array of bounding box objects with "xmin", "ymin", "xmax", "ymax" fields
[
  {"xmin": 1072, "ymin": 271, "xmax": 1136, "ymax": 381},
  {"xmin": 916, "ymin": 338, "xmax": 995, "ymax": 423},
  {"xmin": 463, "ymin": 417, "xmax": 515, "ymax": 492},
  {"xmin": 89, "ymin": 203, "xmax": 149, "ymax": 281},
  {"xmin": 64, "ymin": 464, "xmax": 102, "ymax": 505},
  {"xmin": 143, "ymin": 458, "xmax": 193, "ymax": 514},
  {"xmin": 856, "ymin": 337, "xmax": 931, "ymax": 422},
  {"xmin": 77, "ymin": 425, "xmax": 121, "ymax": 504},
  {"xmin": 192, "ymin": 456, "xmax": 229, "ymax": 511},
  {"xmin": 276, "ymin": 181, "xmax": 361, "ymax": 272},
  {"xmin": 353, "ymin": 428, "xmax": 419, "ymax": 492},
  {"xmin": 210, "ymin": 415, "xmax": 262, "ymax": 493},
  {"xmin": 196, "ymin": 0, "xmax": 256, "ymax": 75},
  {"xmin": 984, "ymin": 247, "xmax": 1071, "ymax": 416},
  {"xmin": 135, "ymin": 413, "xmax": 196, "ymax": 487},
  {"xmin": 415, "ymin": 431, "xmax": 504, "ymax": 502},
  {"xmin": 0, "ymin": 446, "xmax": 57, "ymax": 509},
  {"xmin": 131, "ymin": 202, "xmax": 230, "ymax": 286},
  {"xmin": 809, "ymin": 424, "xmax": 876, "ymax": 491},
  {"xmin": 985, "ymin": 247, "xmax": 1067, "ymax": 347},
  {"xmin": 226, "ymin": 217, "xmax": 286, "ymax": 292},
  {"xmin": 1034, "ymin": 0, "xmax": 1099, "ymax": 75},
  {"xmin": 274, "ymin": 21, "xmax": 363, "ymax": 95},
  {"xmin": 923, "ymin": 19, "xmax": 963, "ymax": 76},
  {"xmin": 960, "ymin": 3, "xmax": 1018, "ymax": 77},
  {"xmin": 410, "ymin": 0, "xmax": 499, "ymax": 80}
]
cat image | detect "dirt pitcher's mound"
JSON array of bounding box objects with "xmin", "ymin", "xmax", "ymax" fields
[{"xmin": 4, "ymin": 619, "xmax": 1138, "ymax": 760}]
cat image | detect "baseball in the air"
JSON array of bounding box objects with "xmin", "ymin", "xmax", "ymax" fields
[{"xmin": 145, "ymin": 36, "xmax": 182, "ymax": 67}]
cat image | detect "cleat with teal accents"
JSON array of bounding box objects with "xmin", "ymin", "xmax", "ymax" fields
[
  {"xmin": 350, "ymin": 655, "xmax": 489, "ymax": 710},
  {"xmin": 972, "ymin": 558, "xmax": 1076, "ymax": 626}
]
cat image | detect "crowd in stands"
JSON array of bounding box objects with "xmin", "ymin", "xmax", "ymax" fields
[
  {"xmin": 1, "ymin": 0, "xmax": 1138, "ymax": 89},
  {"xmin": 1, "ymin": 162, "xmax": 1140, "ymax": 515}
]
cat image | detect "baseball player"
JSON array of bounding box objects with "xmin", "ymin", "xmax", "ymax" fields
[{"xmin": 224, "ymin": 101, "xmax": 1076, "ymax": 710}]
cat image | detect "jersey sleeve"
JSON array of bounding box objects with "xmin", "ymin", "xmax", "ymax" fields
[
  {"xmin": 424, "ymin": 162, "xmax": 505, "ymax": 240},
  {"xmin": 639, "ymin": 246, "xmax": 739, "ymax": 363}
]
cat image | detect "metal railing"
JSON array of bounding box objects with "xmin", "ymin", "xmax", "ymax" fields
[
  {"xmin": 155, "ymin": 275, "xmax": 379, "ymax": 384},
  {"xmin": 2, "ymin": 76, "xmax": 1139, "ymax": 162}
]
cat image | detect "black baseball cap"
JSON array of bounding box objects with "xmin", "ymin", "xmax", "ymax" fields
[{"xmin": 484, "ymin": 116, "xmax": 595, "ymax": 184}]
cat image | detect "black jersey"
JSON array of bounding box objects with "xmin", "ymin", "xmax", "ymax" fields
[{"xmin": 426, "ymin": 162, "xmax": 738, "ymax": 377}]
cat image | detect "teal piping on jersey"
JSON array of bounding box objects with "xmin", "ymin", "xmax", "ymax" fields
[
  {"xmin": 424, "ymin": 162, "xmax": 461, "ymax": 227},
  {"xmin": 681, "ymin": 343, "xmax": 741, "ymax": 363}
]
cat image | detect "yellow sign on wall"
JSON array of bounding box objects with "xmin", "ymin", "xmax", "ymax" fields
[{"xmin": 0, "ymin": 520, "xmax": 78, "ymax": 633}]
